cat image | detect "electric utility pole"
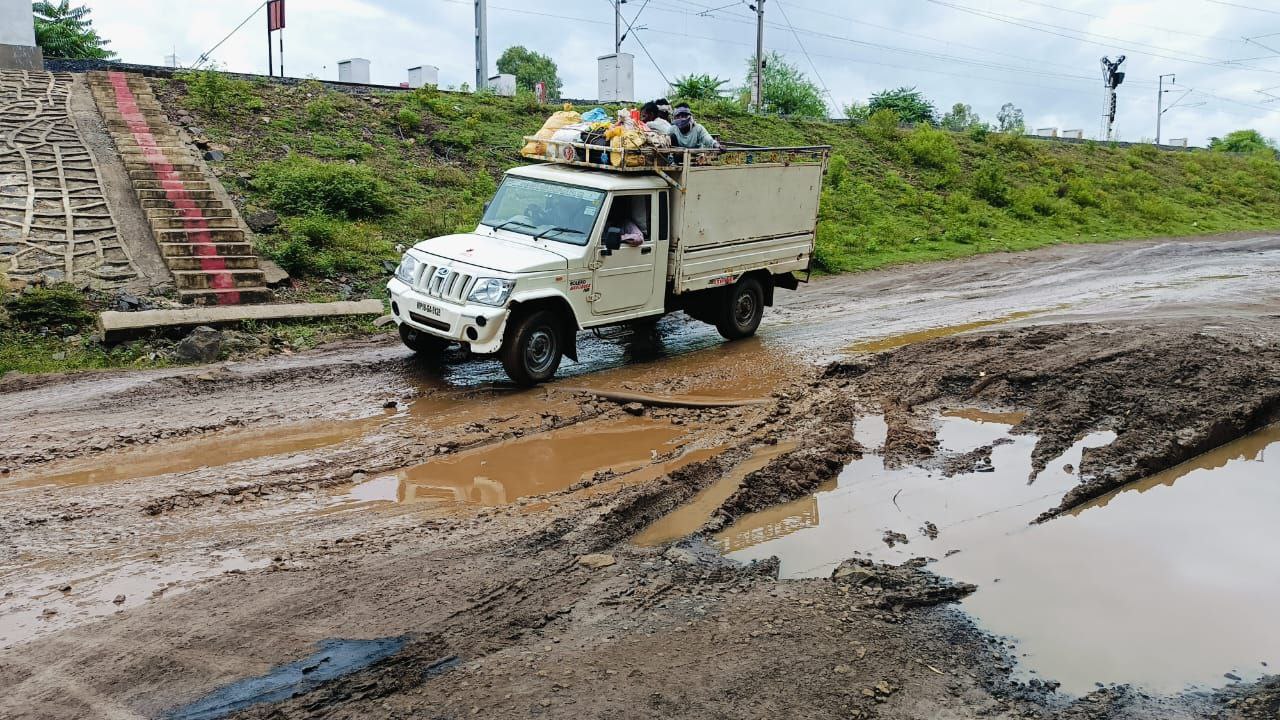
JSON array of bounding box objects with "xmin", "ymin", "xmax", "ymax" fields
[
  {"xmin": 751, "ymin": 0, "xmax": 765, "ymax": 112},
  {"xmin": 615, "ymin": 0, "xmax": 622, "ymax": 54},
  {"xmin": 474, "ymin": 0, "xmax": 487, "ymax": 91},
  {"xmin": 1156, "ymin": 73, "xmax": 1175, "ymax": 146},
  {"xmin": 1100, "ymin": 55, "xmax": 1126, "ymax": 140}
]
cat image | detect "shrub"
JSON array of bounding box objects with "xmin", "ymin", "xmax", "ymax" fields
[
  {"xmin": 972, "ymin": 162, "xmax": 1009, "ymax": 206},
  {"xmin": 967, "ymin": 123, "xmax": 990, "ymax": 143},
  {"xmin": 304, "ymin": 96, "xmax": 336, "ymax": 129},
  {"xmin": 905, "ymin": 127, "xmax": 959, "ymax": 169},
  {"xmin": 254, "ymin": 156, "xmax": 391, "ymax": 218},
  {"xmin": 1065, "ymin": 177, "xmax": 1102, "ymax": 208},
  {"xmin": 179, "ymin": 68, "xmax": 260, "ymax": 117},
  {"xmin": 827, "ymin": 153, "xmax": 849, "ymax": 189},
  {"xmin": 3, "ymin": 284, "xmax": 93, "ymax": 331},
  {"xmin": 1010, "ymin": 186, "xmax": 1058, "ymax": 219},
  {"xmin": 394, "ymin": 108, "xmax": 422, "ymax": 134},
  {"xmin": 863, "ymin": 109, "xmax": 901, "ymax": 141}
]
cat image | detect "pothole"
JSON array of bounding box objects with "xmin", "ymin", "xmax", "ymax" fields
[
  {"xmin": 719, "ymin": 414, "xmax": 1280, "ymax": 695},
  {"xmin": 338, "ymin": 418, "xmax": 688, "ymax": 508}
]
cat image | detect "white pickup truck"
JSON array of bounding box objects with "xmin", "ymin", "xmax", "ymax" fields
[{"xmin": 386, "ymin": 139, "xmax": 829, "ymax": 384}]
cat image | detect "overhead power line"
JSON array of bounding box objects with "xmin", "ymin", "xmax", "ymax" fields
[
  {"xmin": 191, "ymin": 1, "xmax": 266, "ymax": 69},
  {"xmin": 1007, "ymin": 0, "xmax": 1234, "ymax": 42},
  {"xmin": 773, "ymin": 0, "xmax": 833, "ymax": 102},
  {"xmin": 923, "ymin": 0, "xmax": 1280, "ymax": 75},
  {"xmin": 1204, "ymin": 0, "xmax": 1280, "ymax": 16}
]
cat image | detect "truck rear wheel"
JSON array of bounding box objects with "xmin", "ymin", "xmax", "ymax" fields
[
  {"xmin": 501, "ymin": 308, "xmax": 564, "ymax": 386},
  {"xmin": 399, "ymin": 323, "xmax": 449, "ymax": 357},
  {"xmin": 716, "ymin": 276, "xmax": 764, "ymax": 340}
]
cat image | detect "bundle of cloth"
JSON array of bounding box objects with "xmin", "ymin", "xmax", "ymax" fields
[{"xmin": 521, "ymin": 105, "xmax": 673, "ymax": 167}]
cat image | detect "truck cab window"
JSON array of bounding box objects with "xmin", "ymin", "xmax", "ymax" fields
[{"xmin": 605, "ymin": 194, "xmax": 652, "ymax": 246}]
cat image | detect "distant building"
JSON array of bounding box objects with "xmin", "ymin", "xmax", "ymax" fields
[
  {"xmin": 338, "ymin": 58, "xmax": 371, "ymax": 84},
  {"xmin": 0, "ymin": 0, "xmax": 42, "ymax": 70}
]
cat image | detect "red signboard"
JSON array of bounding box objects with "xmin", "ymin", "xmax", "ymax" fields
[{"xmin": 268, "ymin": 0, "xmax": 285, "ymax": 31}]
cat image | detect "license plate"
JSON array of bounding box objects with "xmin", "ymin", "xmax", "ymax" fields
[{"xmin": 415, "ymin": 301, "xmax": 442, "ymax": 316}]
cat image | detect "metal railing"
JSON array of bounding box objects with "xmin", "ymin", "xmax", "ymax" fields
[{"xmin": 520, "ymin": 136, "xmax": 829, "ymax": 174}]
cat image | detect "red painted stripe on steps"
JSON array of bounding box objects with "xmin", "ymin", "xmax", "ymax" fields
[{"xmin": 107, "ymin": 72, "xmax": 241, "ymax": 305}]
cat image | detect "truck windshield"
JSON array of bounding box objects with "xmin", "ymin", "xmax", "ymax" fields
[{"xmin": 480, "ymin": 177, "xmax": 605, "ymax": 246}]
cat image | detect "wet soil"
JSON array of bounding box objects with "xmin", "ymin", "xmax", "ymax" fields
[{"xmin": 2, "ymin": 235, "xmax": 1280, "ymax": 719}]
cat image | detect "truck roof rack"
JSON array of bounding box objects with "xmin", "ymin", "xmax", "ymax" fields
[{"xmin": 520, "ymin": 137, "xmax": 830, "ymax": 177}]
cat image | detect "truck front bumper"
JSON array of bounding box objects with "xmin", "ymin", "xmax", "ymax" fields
[{"xmin": 387, "ymin": 277, "xmax": 509, "ymax": 354}]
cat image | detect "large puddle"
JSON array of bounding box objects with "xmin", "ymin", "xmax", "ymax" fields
[
  {"xmin": 720, "ymin": 415, "xmax": 1280, "ymax": 695},
  {"xmin": 340, "ymin": 418, "xmax": 688, "ymax": 507}
]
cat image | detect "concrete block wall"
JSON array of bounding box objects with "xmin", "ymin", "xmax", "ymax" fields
[{"xmin": 87, "ymin": 71, "xmax": 268, "ymax": 304}]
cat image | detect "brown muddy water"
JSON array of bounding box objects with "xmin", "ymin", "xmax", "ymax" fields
[
  {"xmin": 721, "ymin": 415, "xmax": 1280, "ymax": 696},
  {"xmin": 339, "ymin": 418, "xmax": 688, "ymax": 508}
]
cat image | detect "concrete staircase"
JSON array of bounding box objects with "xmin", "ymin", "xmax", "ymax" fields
[{"xmin": 87, "ymin": 71, "xmax": 268, "ymax": 304}]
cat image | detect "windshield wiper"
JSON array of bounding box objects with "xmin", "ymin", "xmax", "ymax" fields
[
  {"xmin": 490, "ymin": 219, "xmax": 535, "ymax": 233},
  {"xmin": 533, "ymin": 226, "xmax": 585, "ymax": 240}
]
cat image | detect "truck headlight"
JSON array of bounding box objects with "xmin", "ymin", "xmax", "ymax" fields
[
  {"xmin": 467, "ymin": 278, "xmax": 515, "ymax": 306},
  {"xmin": 394, "ymin": 254, "xmax": 420, "ymax": 284}
]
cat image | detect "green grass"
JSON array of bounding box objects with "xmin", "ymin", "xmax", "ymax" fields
[
  {"xmin": 7, "ymin": 76, "xmax": 1279, "ymax": 377},
  {"xmin": 153, "ymin": 74, "xmax": 1280, "ymax": 283}
]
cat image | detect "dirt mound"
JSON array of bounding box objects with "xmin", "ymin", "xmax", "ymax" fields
[
  {"xmin": 710, "ymin": 425, "xmax": 860, "ymax": 524},
  {"xmin": 831, "ymin": 557, "xmax": 976, "ymax": 610},
  {"xmin": 827, "ymin": 322, "xmax": 1280, "ymax": 516}
]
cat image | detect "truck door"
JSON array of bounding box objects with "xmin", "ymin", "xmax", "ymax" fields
[{"xmin": 591, "ymin": 193, "xmax": 656, "ymax": 315}]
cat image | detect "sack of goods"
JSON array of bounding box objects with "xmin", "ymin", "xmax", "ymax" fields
[
  {"xmin": 522, "ymin": 104, "xmax": 677, "ymax": 165},
  {"xmin": 520, "ymin": 103, "xmax": 582, "ymax": 157}
]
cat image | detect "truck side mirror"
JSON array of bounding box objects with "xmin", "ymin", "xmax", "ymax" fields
[{"xmin": 602, "ymin": 227, "xmax": 623, "ymax": 255}]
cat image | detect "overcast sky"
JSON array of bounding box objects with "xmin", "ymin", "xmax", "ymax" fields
[{"xmin": 80, "ymin": 0, "xmax": 1280, "ymax": 146}]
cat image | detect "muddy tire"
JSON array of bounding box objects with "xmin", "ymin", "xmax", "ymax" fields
[
  {"xmin": 501, "ymin": 309, "xmax": 564, "ymax": 386},
  {"xmin": 399, "ymin": 323, "xmax": 449, "ymax": 358},
  {"xmin": 716, "ymin": 276, "xmax": 764, "ymax": 340}
]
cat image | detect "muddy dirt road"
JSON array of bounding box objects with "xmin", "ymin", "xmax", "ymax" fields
[{"xmin": 3, "ymin": 234, "xmax": 1280, "ymax": 719}]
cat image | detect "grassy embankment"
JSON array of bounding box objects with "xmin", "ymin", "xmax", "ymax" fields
[
  {"xmin": 4, "ymin": 72, "xmax": 1279, "ymax": 375},
  {"xmin": 160, "ymin": 74, "xmax": 1280, "ymax": 280}
]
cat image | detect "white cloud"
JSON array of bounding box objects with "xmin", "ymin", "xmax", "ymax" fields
[{"xmin": 79, "ymin": 0, "xmax": 1280, "ymax": 145}]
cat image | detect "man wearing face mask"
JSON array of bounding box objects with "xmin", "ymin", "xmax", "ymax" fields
[{"xmin": 670, "ymin": 103, "xmax": 719, "ymax": 149}]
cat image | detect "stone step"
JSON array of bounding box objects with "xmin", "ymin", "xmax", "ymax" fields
[
  {"xmin": 130, "ymin": 169, "xmax": 206, "ymax": 182},
  {"xmin": 147, "ymin": 206, "xmax": 234, "ymax": 219},
  {"xmin": 137, "ymin": 188, "xmax": 219, "ymax": 201},
  {"xmin": 159, "ymin": 241, "xmax": 254, "ymax": 258},
  {"xmin": 111, "ymin": 137, "xmax": 186, "ymax": 149},
  {"xmin": 167, "ymin": 255, "xmax": 261, "ymax": 271},
  {"xmin": 141, "ymin": 197, "xmax": 229, "ymax": 211},
  {"xmin": 178, "ymin": 287, "xmax": 273, "ymax": 305},
  {"xmin": 124, "ymin": 161, "xmax": 204, "ymax": 174},
  {"xmin": 134, "ymin": 180, "xmax": 213, "ymax": 192},
  {"xmin": 172, "ymin": 269, "xmax": 267, "ymax": 290},
  {"xmin": 120, "ymin": 148, "xmax": 195, "ymax": 162},
  {"xmin": 154, "ymin": 227, "xmax": 245, "ymax": 243},
  {"xmin": 149, "ymin": 216, "xmax": 241, "ymax": 230}
]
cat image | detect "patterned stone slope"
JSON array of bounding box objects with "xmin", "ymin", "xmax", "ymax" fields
[{"xmin": 0, "ymin": 70, "xmax": 138, "ymax": 289}]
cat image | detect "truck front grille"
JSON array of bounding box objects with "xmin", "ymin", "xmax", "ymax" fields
[{"xmin": 414, "ymin": 264, "xmax": 474, "ymax": 303}]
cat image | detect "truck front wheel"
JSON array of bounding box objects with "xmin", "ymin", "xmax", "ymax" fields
[
  {"xmin": 716, "ymin": 276, "xmax": 764, "ymax": 340},
  {"xmin": 501, "ymin": 308, "xmax": 564, "ymax": 385},
  {"xmin": 399, "ymin": 323, "xmax": 450, "ymax": 358}
]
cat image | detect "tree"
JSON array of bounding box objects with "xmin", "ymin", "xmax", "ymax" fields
[
  {"xmin": 495, "ymin": 46, "xmax": 562, "ymax": 99},
  {"xmin": 1209, "ymin": 129, "xmax": 1276, "ymax": 155},
  {"xmin": 745, "ymin": 52, "xmax": 827, "ymax": 118},
  {"xmin": 997, "ymin": 103, "xmax": 1025, "ymax": 134},
  {"xmin": 842, "ymin": 100, "xmax": 871, "ymax": 122},
  {"xmin": 32, "ymin": 1, "xmax": 114, "ymax": 59},
  {"xmin": 671, "ymin": 73, "xmax": 730, "ymax": 101},
  {"xmin": 941, "ymin": 103, "xmax": 983, "ymax": 131},
  {"xmin": 867, "ymin": 87, "xmax": 936, "ymax": 126}
]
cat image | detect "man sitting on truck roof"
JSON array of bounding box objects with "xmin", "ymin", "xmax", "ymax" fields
[
  {"xmin": 670, "ymin": 103, "xmax": 719, "ymax": 149},
  {"xmin": 640, "ymin": 102, "xmax": 672, "ymax": 134}
]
